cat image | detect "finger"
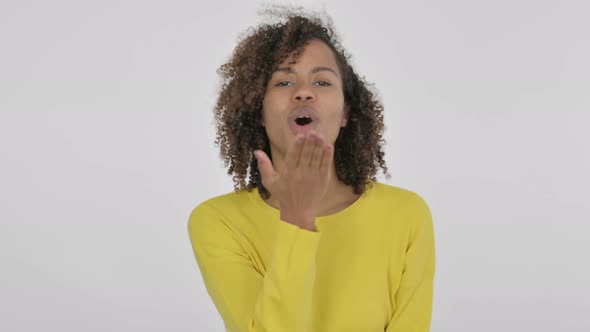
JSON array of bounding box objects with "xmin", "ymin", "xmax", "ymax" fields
[
  {"xmin": 285, "ymin": 134, "xmax": 305, "ymax": 171},
  {"xmin": 309, "ymin": 133, "xmax": 324, "ymax": 168},
  {"xmin": 254, "ymin": 150, "xmax": 275, "ymax": 183},
  {"xmin": 319, "ymin": 143, "xmax": 334, "ymax": 172},
  {"xmin": 299, "ymin": 132, "xmax": 316, "ymax": 168}
]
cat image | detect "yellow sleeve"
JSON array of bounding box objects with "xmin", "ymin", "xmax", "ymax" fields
[
  {"xmin": 187, "ymin": 202, "xmax": 320, "ymax": 332},
  {"xmin": 385, "ymin": 196, "xmax": 436, "ymax": 332}
]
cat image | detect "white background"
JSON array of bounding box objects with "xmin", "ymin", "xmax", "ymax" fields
[{"xmin": 1, "ymin": 0, "xmax": 589, "ymax": 331}]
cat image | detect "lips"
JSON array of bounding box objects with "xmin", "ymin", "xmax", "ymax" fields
[
  {"xmin": 289, "ymin": 107, "xmax": 318, "ymax": 125},
  {"xmin": 289, "ymin": 107, "xmax": 319, "ymax": 136}
]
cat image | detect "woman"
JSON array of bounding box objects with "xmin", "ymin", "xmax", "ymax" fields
[{"xmin": 188, "ymin": 8, "xmax": 436, "ymax": 332}]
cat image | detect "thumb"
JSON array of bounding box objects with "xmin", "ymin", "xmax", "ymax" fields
[{"xmin": 254, "ymin": 150, "xmax": 276, "ymax": 182}]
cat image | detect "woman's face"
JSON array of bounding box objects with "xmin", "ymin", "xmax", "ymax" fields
[{"xmin": 262, "ymin": 38, "xmax": 348, "ymax": 158}]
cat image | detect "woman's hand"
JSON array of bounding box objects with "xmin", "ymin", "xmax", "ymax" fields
[{"xmin": 254, "ymin": 130, "xmax": 334, "ymax": 231}]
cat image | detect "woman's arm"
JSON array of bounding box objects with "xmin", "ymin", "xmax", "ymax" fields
[
  {"xmin": 188, "ymin": 202, "xmax": 320, "ymax": 332},
  {"xmin": 385, "ymin": 195, "xmax": 436, "ymax": 332}
]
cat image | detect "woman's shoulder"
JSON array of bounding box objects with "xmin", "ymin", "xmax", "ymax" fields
[
  {"xmin": 190, "ymin": 188, "xmax": 256, "ymax": 217},
  {"xmin": 368, "ymin": 182, "xmax": 433, "ymax": 233},
  {"xmin": 189, "ymin": 186, "xmax": 266, "ymax": 222},
  {"xmin": 370, "ymin": 181, "xmax": 430, "ymax": 208}
]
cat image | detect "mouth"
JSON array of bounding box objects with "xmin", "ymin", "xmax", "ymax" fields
[
  {"xmin": 289, "ymin": 107, "xmax": 319, "ymax": 136},
  {"xmin": 289, "ymin": 115, "xmax": 317, "ymax": 136},
  {"xmin": 294, "ymin": 116, "xmax": 313, "ymax": 126}
]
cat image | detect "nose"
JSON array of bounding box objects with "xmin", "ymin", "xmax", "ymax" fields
[{"xmin": 292, "ymin": 83, "xmax": 316, "ymax": 102}]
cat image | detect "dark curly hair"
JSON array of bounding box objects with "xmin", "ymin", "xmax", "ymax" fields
[{"xmin": 213, "ymin": 6, "xmax": 390, "ymax": 200}]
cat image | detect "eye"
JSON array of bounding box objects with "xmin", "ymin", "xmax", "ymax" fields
[
  {"xmin": 275, "ymin": 81, "xmax": 293, "ymax": 87},
  {"xmin": 315, "ymin": 81, "xmax": 331, "ymax": 86}
]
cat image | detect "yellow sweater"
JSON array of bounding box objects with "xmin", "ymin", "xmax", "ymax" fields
[{"xmin": 187, "ymin": 181, "xmax": 436, "ymax": 332}]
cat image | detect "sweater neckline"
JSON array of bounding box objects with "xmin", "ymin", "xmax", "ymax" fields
[{"xmin": 248, "ymin": 181, "xmax": 377, "ymax": 223}]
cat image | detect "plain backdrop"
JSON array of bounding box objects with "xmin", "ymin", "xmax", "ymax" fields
[{"xmin": 1, "ymin": 0, "xmax": 589, "ymax": 331}]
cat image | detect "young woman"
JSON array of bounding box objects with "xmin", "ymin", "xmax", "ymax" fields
[{"xmin": 188, "ymin": 8, "xmax": 436, "ymax": 332}]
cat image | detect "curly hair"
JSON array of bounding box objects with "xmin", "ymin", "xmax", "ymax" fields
[{"xmin": 213, "ymin": 6, "xmax": 390, "ymax": 200}]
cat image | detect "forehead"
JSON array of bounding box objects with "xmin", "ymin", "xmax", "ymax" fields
[{"xmin": 277, "ymin": 39, "xmax": 339, "ymax": 70}]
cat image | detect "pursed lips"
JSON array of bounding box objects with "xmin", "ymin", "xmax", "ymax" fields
[
  {"xmin": 288, "ymin": 107, "xmax": 319, "ymax": 136},
  {"xmin": 289, "ymin": 107, "xmax": 319, "ymax": 124}
]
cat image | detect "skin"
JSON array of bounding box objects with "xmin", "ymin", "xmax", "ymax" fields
[{"xmin": 254, "ymin": 38, "xmax": 360, "ymax": 232}]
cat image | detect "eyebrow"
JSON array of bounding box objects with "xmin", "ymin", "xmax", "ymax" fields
[{"xmin": 274, "ymin": 66, "xmax": 339, "ymax": 77}]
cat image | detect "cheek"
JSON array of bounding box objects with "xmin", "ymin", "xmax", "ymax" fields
[
  {"xmin": 262, "ymin": 93, "xmax": 279, "ymax": 114},
  {"xmin": 260, "ymin": 108, "xmax": 281, "ymax": 132}
]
